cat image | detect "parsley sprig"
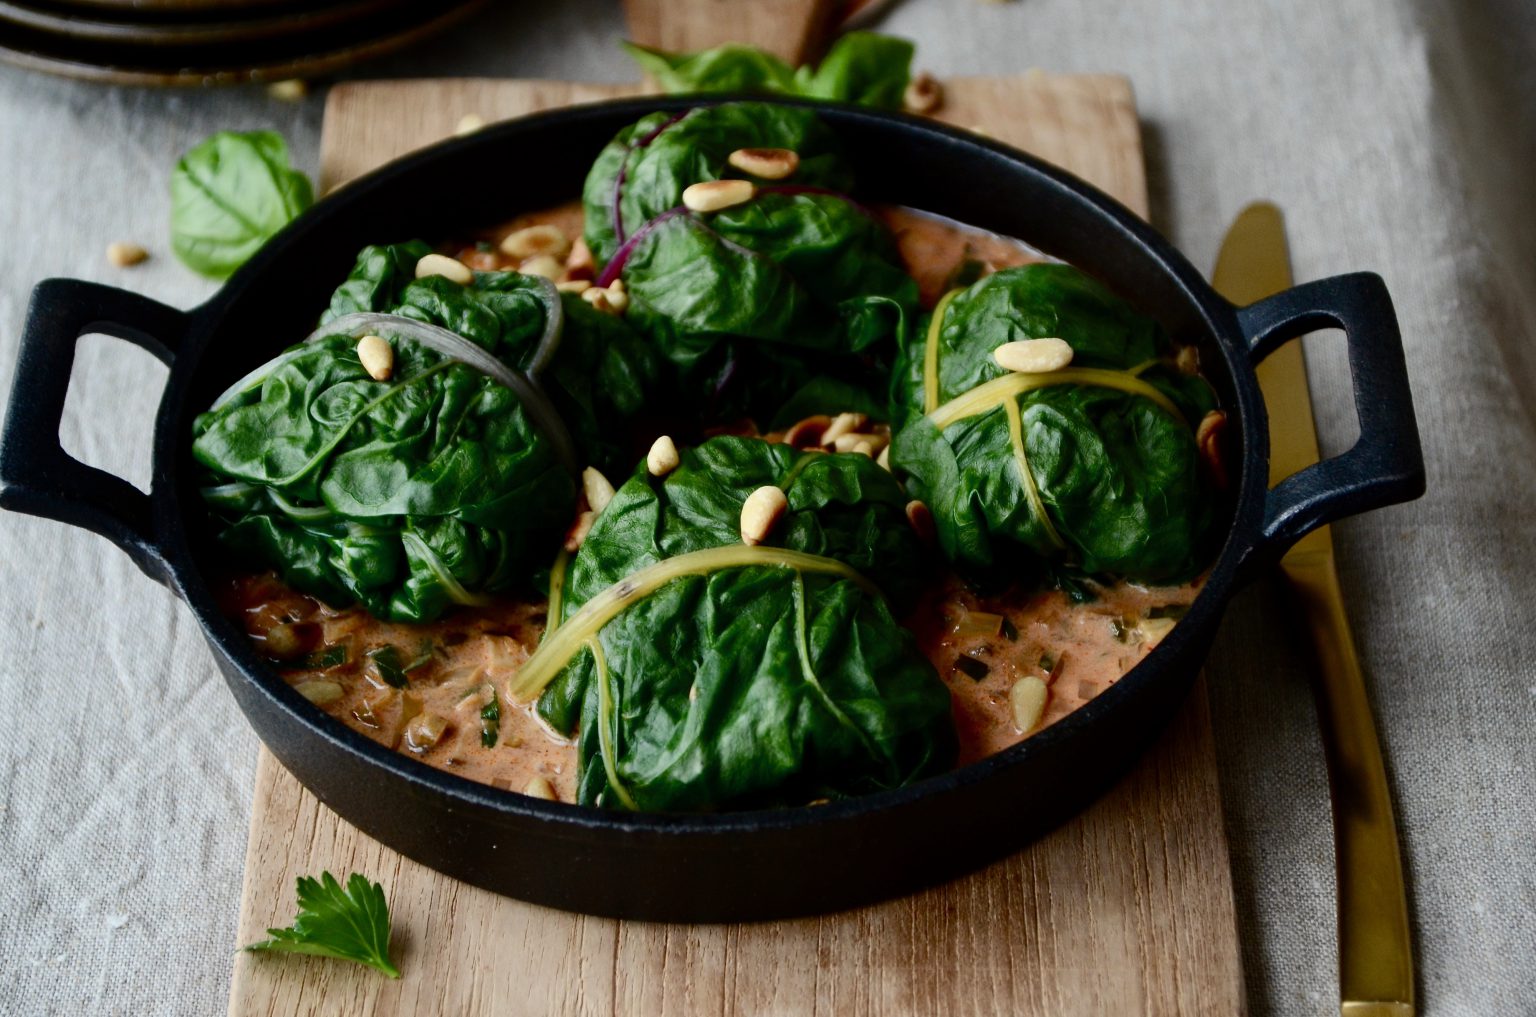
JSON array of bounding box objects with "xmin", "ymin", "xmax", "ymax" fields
[{"xmin": 244, "ymin": 871, "xmax": 400, "ymax": 978}]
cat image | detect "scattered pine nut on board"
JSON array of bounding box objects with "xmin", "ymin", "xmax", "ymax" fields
[{"xmin": 229, "ymin": 74, "xmax": 1242, "ymax": 1017}]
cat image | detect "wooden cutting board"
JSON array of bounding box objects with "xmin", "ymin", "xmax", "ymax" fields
[{"xmin": 227, "ymin": 73, "xmax": 1245, "ymax": 1017}]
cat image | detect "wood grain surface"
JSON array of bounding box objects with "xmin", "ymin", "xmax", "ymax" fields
[
  {"xmin": 621, "ymin": 0, "xmax": 840, "ymax": 64},
  {"xmin": 229, "ymin": 73, "xmax": 1243, "ymax": 1017}
]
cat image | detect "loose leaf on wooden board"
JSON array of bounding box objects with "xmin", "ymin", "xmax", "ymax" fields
[
  {"xmin": 171, "ymin": 130, "xmax": 314, "ymax": 280},
  {"xmin": 244, "ymin": 871, "xmax": 399, "ymax": 979},
  {"xmin": 623, "ymin": 31, "xmax": 913, "ymax": 109},
  {"xmin": 194, "ymin": 241, "xmax": 658, "ymax": 622}
]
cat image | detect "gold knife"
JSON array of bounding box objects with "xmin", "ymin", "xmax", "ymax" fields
[{"xmin": 1213, "ymin": 202, "xmax": 1415, "ymax": 1017}]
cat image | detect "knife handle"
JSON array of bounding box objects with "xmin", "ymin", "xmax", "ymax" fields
[
  {"xmin": 1236, "ymin": 273, "xmax": 1425, "ymax": 575},
  {"xmin": 1283, "ymin": 552, "xmax": 1415, "ymax": 1016}
]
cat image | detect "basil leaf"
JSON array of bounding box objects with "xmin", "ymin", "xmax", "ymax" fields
[
  {"xmin": 622, "ymin": 41, "xmax": 798, "ymax": 95},
  {"xmin": 792, "ymin": 33, "xmax": 914, "ymax": 108},
  {"xmin": 622, "ymin": 32, "xmax": 913, "ymax": 110},
  {"xmin": 171, "ymin": 130, "xmax": 314, "ymax": 280}
]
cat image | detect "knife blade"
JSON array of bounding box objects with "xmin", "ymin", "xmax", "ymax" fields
[{"xmin": 1213, "ymin": 203, "xmax": 1415, "ymax": 1017}]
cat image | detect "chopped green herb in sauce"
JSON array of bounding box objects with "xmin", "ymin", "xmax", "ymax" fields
[{"xmin": 367, "ymin": 646, "xmax": 410, "ymax": 689}]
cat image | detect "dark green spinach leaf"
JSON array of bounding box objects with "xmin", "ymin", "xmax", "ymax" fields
[
  {"xmin": 194, "ymin": 240, "xmax": 667, "ymax": 622},
  {"xmin": 530, "ymin": 436, "xmax": 952, "ymax": 812},
  {"xmin": 582, "ymin": 101, "xmax": 854, "ymax": 266},
  {"xmin": 196, "ymin": 330, "xmax": 572, "ymax": 622},
  {"xmin": 171, "ymin": 131, "xmax": 314, "ymax": 280},
  {"xmin": 889, "ymin": 264, "xmax": 1216, "ymax": 584},
  {"xmin": 611, "ymin": 188, "xmax": 917, "ymax": 421},
  {"xmin": 792, "ymin": 33, "xmax": 914, "ymax": 108}
]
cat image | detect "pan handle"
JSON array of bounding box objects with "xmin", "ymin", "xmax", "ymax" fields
[
  {"xmin": 0, "ymin": 279, "xmax": 187, "ymax": 584},
  {"xmin": 1235, "ymin": 272, "xmax": 1425, "ymax": 576}
]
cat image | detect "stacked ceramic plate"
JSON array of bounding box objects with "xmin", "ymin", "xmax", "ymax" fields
[{"xmin": 0, "ymin": 0, "xmax": 487, "ymax": 85}]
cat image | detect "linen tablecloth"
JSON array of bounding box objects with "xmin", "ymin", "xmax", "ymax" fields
[{"xmin": 2, "ymin": 1, "xmax": 1531, "ymax": 1013}]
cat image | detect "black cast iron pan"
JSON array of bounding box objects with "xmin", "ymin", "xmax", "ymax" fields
[{"xmin": 0, "ymin": 97, "xmax": 1424, "ymax": 922}]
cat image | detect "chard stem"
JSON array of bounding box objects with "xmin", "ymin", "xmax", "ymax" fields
[{"xmin": 505, "ymin": 546, "xmax": 880, "ymax": 703}]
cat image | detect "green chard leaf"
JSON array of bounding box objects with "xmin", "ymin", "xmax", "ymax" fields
[
  {"xmin": 582, "ymin": 101, "xmax": 854, "ymax": 266},
  {"xmin": 245, "ymin": 871, "xmax": 399, "ymax": 979},
  {"xmin": 532, "ymin": 436, "xmax": 953, "ymax": 812},
  {"xmin": 171, "ymin": 130, "xmax": 314, "ymax": 280},
  {"xmin": 583, "ymin": 104, "xmax": 915, "ymax": 422},
  {"xmin": 622, "ymin": 41, "xmax": 798, "ymax": 95},
  {"xmin": 889, "ymin": 263, "xmax": 1218, "ymax": 585},
  {"xmin": 192, "ymin": 241, "xmax": 661, "ymax": 623}
]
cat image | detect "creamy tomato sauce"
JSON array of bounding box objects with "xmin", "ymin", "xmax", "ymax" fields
[
  {"xmin": 220, "ymin": 574, "xmax": 576, "ymax": 800},
  {"xmin": 222, "ymin": 201, "xmax": 1206, "ymax": 803}
]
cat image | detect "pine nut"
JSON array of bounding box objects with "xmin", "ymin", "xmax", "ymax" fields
[
  {"xmin": 727, "ymin": 147, "xmax": 800, "ymax": 180},
  {"xmin": 294, "ymin": 680, "xmax": 343, "ymax": 706},
  {"xmin": 1136, "ymin": 617, "xmax": 1177, "ymax": 647},
  {"xmin": 267, "ymin": 79, "xmax": 308, "ymax": 101},
  {"xmin": 783, "ymin": 414, "xmax": 832, "ymax": 449},
  {"xmin": 519, "ymin": 253, "xmax": 564, "ymax": 280},
  {"xmin": 841, "ymin": 431, "xmax": 888, "ymax": 455},
  {"xmin": 582, "ymin": 466, "xmax": 615, "ymax": 514},
  {"xmin": 740, "ymin": 486, "xmax": 788, "ymax": 546},
  {"xmin": 500, "ymin": 223, "xmax": 570, "ymax": 261},
  {"xmin": 582, "ymin": 285, "xmax": 627, "ymax": 315},
  {"xmin": 356, "ymin": 335, "xmax": 394, "ymax": 381},
  {"xmin": 556, "ymin": 279, "xmax": 591, "ymax": 294},
  {"xmin": 566, "ymin": 236, "xmax": 595, "ymax": 280},
  {"xmin": 105, "ymin": 241, "xmax": 148, "ymax": 267},
  {"xmin": 455, "ymin": 113, "xmax": 484, "ymax": 136},
  {"xmin": 416, "ymin": 253, "xmax": 474, "ymax": 285},
  {"xmin": 905, "ymin": 499, "xmax": 935, "ymax": 542},
  {"xmin": 647, "ymin": 435, "xmax": 680, "ymax": 477},
  {"xmin": 993, "ymin": 337, "xmax": 1074, "ymax": 373},
  {"xmin": 877, "ymin": 445, "xmax": 891, "ymax": 471},
  {"xmin": 903, "ymin": 72, "xmax": 943, "ymax": 114},
  {"xmin": 1010, "ymin": 676, "xmax": 1048, "ymax": 733},
  {"xmin": 822, "ymin": 411, "xmax": 868, "ymax": 445},
  {"xmin": 833, "ymin": 433, "xmax": 883, "ymax": 455},
  {"xmin": 682, "ymin": 179, "xmax": 756, "ymax": 213},
  {"xmin": 563, "ymin": 510, "xmax": 595, "ymax": 552},
  {"xmin": 1196, "ymin": 410, "xmax": 1228, "ymax": 489},
  {"xmin": 524, "ymin": 776, "xmax": 557, "ymax": 801},
  {"xmin": 1175, "ymin": 344, "xmax": 1201, "ymax": 376}
]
